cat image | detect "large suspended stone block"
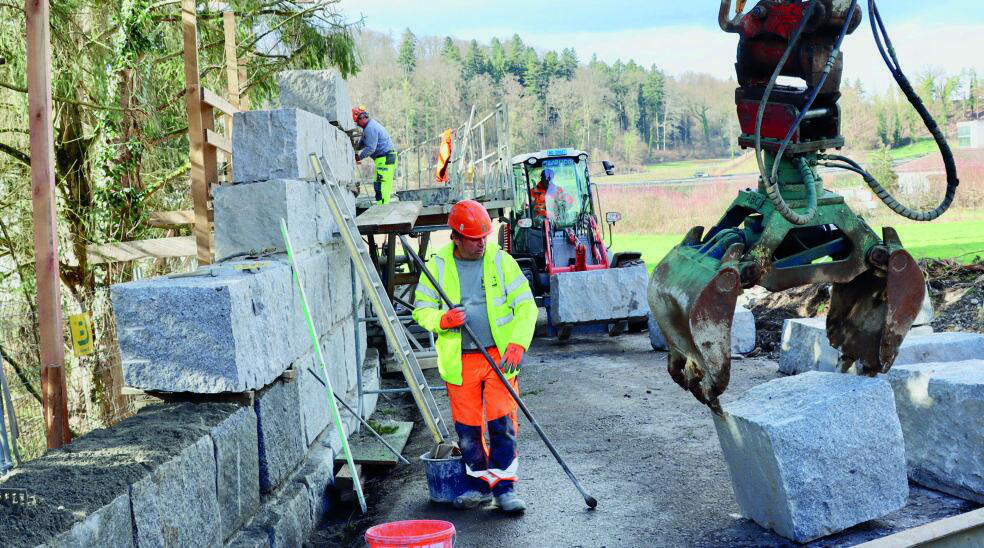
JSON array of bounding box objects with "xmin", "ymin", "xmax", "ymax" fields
[
  {"xmin": 713, "ymin": 372, "xmax": 908, "ymax": 543},
  {"xmin": 232, "ymin": 108, "xmax": 355, "ymax": 184},
  {"xmin": 649, "ymin": 306, "xmax": 756, "ymax": 355},
  {"xmin": 213, "ymin": 178, "xmax": 355, "ymax": 261},
  {"xmin": 888, "ymin": 360, "xmax": 984, "ymax": 503},
  {"xmin": 277, "ymin": 70, "xmax": 355, "ymax": 132},
  {"xmin": 779, "ymin": 318, "xmax": 984, "ymax": 375},
  {"xmin": 550, "ymin": 265, "xmax": 649, "ymax": 325}
]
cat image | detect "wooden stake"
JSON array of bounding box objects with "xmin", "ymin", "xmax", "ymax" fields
[
  {"xmin": 222, "ymin": 11, "xmax": 239, "ymax": 183},
  {"xmin": 25, "ymin": 0, "xmax": 70, "ymax": 448},
  {"xmin": 182, "ymin": 0, "xmax": 212, "ymax": 265}
]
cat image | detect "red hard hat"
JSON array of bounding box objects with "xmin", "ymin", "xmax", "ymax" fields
[
  {"xmin": 352, "ymin": 105, "xmax": 368, "ymax": 123},
  {"xmin": 448, "ymin": 200, "xmax": 493, "ymax": 238}
]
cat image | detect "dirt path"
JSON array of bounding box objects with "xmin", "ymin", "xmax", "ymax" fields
[{"xmin": 309, "ymin": 331, "xmax": 976, "ymax": 547}]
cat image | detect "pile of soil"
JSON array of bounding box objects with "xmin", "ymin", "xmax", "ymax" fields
[
  {"xmin": 741, "ymin": 259, "xmax": 984, "ymax": 360},
  {"xmin": 924, "ymin": 259, "xmax": 984, "ymax": 333},
  {"xmin": 743, "ymin": 284, "xmax": 830, "ymax": 359}
]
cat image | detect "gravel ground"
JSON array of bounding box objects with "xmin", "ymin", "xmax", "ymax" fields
[{"xmin": 308, "ymin": 330, "xmax": 977, "ymax": 547}]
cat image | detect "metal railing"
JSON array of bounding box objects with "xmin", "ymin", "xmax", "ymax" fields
[{"xmin": 393, "ymin": 103, "xmax": 514, "ymax": 205}]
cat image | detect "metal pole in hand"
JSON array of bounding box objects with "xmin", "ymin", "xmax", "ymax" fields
[{"xmin": 399, "ymin": 236, "xmax": 598, "ymax": 509}]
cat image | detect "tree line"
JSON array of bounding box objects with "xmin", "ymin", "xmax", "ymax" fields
[{"xmin": 350, "ymin": 29, "xmax": 983, "ymax": 168}]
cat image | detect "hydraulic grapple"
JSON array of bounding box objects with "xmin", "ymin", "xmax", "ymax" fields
[{"xmin": 650, "ymin": 0, "xmax": 959, "ymax": 413}]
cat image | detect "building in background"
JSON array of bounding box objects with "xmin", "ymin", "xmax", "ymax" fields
[{"xmin": 958, "ymin": 120, "xmax": 984, "ymax": 149}]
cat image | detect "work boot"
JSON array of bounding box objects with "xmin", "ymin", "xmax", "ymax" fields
[
  {"xmin": 495, "ymin": 492, "xmax": 527, "ymax": 514},
  {"xmin": 453, "ymin": 490, "xmax": 492, "ymax": 509}
]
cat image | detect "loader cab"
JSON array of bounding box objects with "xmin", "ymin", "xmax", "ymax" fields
[{"xmin": 505, "ymin": 149, "xmax": 620, "ymax": 299}]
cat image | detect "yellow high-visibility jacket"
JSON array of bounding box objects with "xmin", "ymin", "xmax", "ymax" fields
[{"xmin": 412, "ymin": 242, "xmax": 537, "ymax": 385}]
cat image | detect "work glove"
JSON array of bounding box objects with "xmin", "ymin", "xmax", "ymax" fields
[
  {"xmin": 439, "ymin": 307, "xmax": 466, "ymax": 330},
  {"xmin": 500, "ymin": 343, "xmax": 525, "ymax": 375}
]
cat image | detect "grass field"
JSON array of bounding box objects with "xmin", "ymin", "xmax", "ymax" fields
[
  {"xmin": 606, "ymin": 159, "xmax": 728, "ymax": 183},
  {"xmin": 886, "ymin": 139, "xmax": 938, "ymax": 161},
  {"xmin": 613, "ymin": 219, "xmax": 984, "ymax": 270},
  {"xmin": 606, "ymin": 139, "xmax": 940, "ymax": 185}
]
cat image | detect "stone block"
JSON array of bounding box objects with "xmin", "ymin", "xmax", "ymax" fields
[
  {"xmin": 211, "ymin": 405, "xmax": 259, "ymax": 541},
  {"xmin": 232, "ymin": 108, "xmax": 355, "ymax": 184},
  {"xmin": 714, "ymin": 372, "xmax": 908, "ymax": 542},
  {"xmin": 550, "ymin": 265, "xmax": 648, "ymax": 325},
  {"xmin": 130, "ymin": 434, "xmax": 223, "ymax": 547},
  {"xmin": 113, "ymin": 251, "xmax": 342, "ymax": 394},
  {"xmin": 277, "ymin": 70, "xmax": 355, "ymax": 132},
  {"xmin": 213, "ymin": 179, "xmax": 338, "ymax": 260},
  {"xmin": 293, "ymin": 441, "xmax": 335, "ymax": 525},
  {"xmin": 887, "ymin": 360, "xmax": 984, "ymax": 503},
  {"xmin": 649, "ymin": 306, "xmax": 757, "ymax": 356},
  {"xmin": 47, "ymin": 493, "xmax": 134, "ymax": 548},
  {"xmin": 255, "ymin": 379, "xmax": 306, "ymax": 494},
  {"xmin": 361, "ymin": 348, "xmax": 381, "ymax": 419},
  {"xmin": 779, "ymin": 318, "xmax": 984, "ymax": 375},
  {"xmin": 915, "ymin": 287, "xmax": 934, "ymax": 326},
  {"xmin": 296, "ymin": 321, "xmax": 350, "ymax": 449},
  {"xmin": 232, "ymin": 483, "xmax": 312, "ymax": 548}
]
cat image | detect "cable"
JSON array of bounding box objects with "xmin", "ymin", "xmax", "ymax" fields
[
  {"xmin": 753, "ymin": 0, "xmax": 819, "ymax": 225},
  {"xmin": 858, "ymin": 0, "xmax": 959, "ymax": 221},
  {"xmin": 770, "ymin": 0, "xmax": 858, "ymax": 183}
]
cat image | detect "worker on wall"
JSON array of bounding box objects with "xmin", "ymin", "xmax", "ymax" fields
[
  {"xmin": 352, "ymin": 106, "xmax": 397, "ymax": 204},
  {"xmin": 436, "ymin": 129, "xmax": 453, "ymax": 183},
  {"xmin": 412, "ymin": 200, "xmax": 538, "ymax": 513}
]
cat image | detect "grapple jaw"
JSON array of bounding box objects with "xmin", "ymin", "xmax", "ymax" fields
[
  {"xmin": 827, "ymin": 229, "xmax": 926, "ymax": 376},
  {"xmin": 650, "ymin": 232, "xmax": 744, "ymax": 413}
]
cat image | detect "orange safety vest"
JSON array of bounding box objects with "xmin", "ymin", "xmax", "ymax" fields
[
  {"xmin": 436, "ymin": 129, "xmax": 453, "ymax": 183},
  {"xmin": 529, "ymin": 185, "xmax": 548, "ymax": 218}
]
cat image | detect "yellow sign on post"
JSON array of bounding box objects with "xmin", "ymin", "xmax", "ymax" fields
[{"xmin": 68, "ymin": 313, "xmax": 94, "ymax": 356}]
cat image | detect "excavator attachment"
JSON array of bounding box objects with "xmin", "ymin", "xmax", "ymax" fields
[
  {"xmin": 649, "ymin": 179, "xmax": 927, "ymax": 413},
  {"xmin": 649, "ymin": 229, "xmax": 744, "ymax": 412},
  {"xmin": 827, "ymin": 236, "xmax": 925, "ymax": 376}
]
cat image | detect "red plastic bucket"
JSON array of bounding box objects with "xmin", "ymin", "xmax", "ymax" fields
[{"xmin": 365, "ymin": 520, "xmax": 455, "ymax": 548}]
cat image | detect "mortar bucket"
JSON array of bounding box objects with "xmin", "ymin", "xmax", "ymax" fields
[
  {"xmin": 421, "ymin": 448, "xmax": 468, "ymax": 504},
  {"xmin": 365, "ymin": 520, "xmax": 455, "ymax": 548}
]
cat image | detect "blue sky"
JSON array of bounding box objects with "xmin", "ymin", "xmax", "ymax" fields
[{"xmin": 337, "ymin": 1, "xmax": 984, "ymax": 91}]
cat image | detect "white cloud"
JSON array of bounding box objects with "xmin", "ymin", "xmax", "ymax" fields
[{"xmin": 517, "ymin": 22, "xmax": 984, "ymax": 92}]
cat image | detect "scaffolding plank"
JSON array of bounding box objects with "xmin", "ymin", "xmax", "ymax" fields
[
  {"xmin": 201, "ymin": 87, "xmax": 239, "ymax": 116},
  {"xmin": 205, "ymin": 128, "xmax": 231, "ymax": 153},
  {"xmin": 356, "ymin": 201, "xmax": 422, "ymax": 234},
  {"xmin": 147, "ymin": 210, "xmax": 196, "ymax": 228},
  {"xmin": 87, "ymin": 236, "xmax": 196, "ymax": 264},
  {"xmin": 335, "ymin": 421, "xmax": 413, "ymax": 466}
]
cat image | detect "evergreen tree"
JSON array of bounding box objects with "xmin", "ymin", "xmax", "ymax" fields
[
  {"xmin": 505, "ymin": 34, "xmax": 527, "ymax": 78},
  {"xmin": 488, "ymin": 38, "xmax": 508, "ymax": 83},
  {"xmin": 462, "ymin": 39, "xmax": 489, "ymax": 80},
  {"xmin": 440, "ymin": 36, "xmax": 461, "ymax": 62},
  {"xmin": 559, "ymin": 48, "xmax": 579, "ymax": 80},
  {"xmin": 398, "ymin": 29, "xmax": 418, "ymax": 78}
]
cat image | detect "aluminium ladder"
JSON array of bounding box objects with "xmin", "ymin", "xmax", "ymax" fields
[{"xmin": 309, "ymin": 154, "xmax": 449, "ymax": 444}]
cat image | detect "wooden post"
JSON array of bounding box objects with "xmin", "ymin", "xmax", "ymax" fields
[
  {"xmin": 182, "ymin": 0, "xmax": 212, "ymax": 265},
  {"xmin": 222, "ymin": 11, "xmax": 239, "ymax": 184},
  {"xmin": 25, "ymin": 0, "xmax": 70, "ymax": 448}
]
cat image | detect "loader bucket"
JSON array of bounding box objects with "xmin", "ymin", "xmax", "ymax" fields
[
  {"xmin": 649, "ymin": 240, "xmax": 744, "ymax": 412},
  {"xmin": 548, "ymin": 264, "xmax": 650, "ymax": 327},
  {"xmin": 827, "ymin": 247, "xmax": 925, "ymax": 376}
]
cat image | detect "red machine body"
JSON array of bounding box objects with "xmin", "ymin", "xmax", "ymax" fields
[{"xmin": 721, "ymin": 0, "xmax": 862, "ymax": 152}]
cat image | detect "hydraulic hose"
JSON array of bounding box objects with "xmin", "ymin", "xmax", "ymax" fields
[
  {"xmin": 857, "ymin": 0, "xmax": 959, "ymax": 221},
  {"xmin": 770, "ymin": 0, "xmax": 858, "ymax": 183},
  {"xmin": 753, "ymin": 0, "xmax": 820, "ymax": 226}
]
